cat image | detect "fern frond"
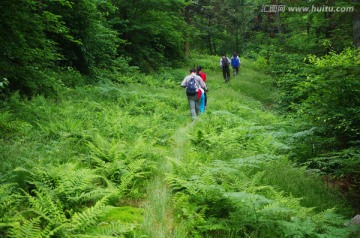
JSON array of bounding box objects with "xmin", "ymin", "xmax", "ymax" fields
[
  {"xmin": 84, "ymin": 221, "xmax": 137, "ymax": 237},
  {"xmin": 312, "ymin": 208, "xmax": 346, "ymax": 226},
  {"xmin": 67, "ymin": 197, "xmax": 109, "ymax": 233},
  {"xmin": 118, "ymin": 159, "xmax": 149, "ymax": 193},
  {"xmin": 225, "ymin": 192, "xmax": 273, "ymax": 207},
  {"xmin": 87, "ymin": 135, "xmax": 126, "ymax": 163},
  {"xmin": 0, "ymin": 183, "xmax": 20, "ymax": 214},
  {"xmin": 279, "ymin": 218, "xmax": 316, "ymax": 237},
  {"xmin": 230, "ymin": 154, "xmax": 279, "ymax": 168},
  {"xmin": 165, "ymin": 173, "xmax": 188, "ymax": 192},
  {"xmin": 12, "ymin": 166, "xmax": 36, "ymax": 179},
  {"xmin": 72, "ymin": 187, "xmax": 118, "ymax": 204},
  {"xmin": 8, "ymin": 217, "xmax": 42, "ymax": 238},
  {"xmin": 22, "ymin": 187, "xmax": 65, "ymax": 223},
  {"xmin": 55, "ymin": 164, "xmax": 112, "ymax": 204}
]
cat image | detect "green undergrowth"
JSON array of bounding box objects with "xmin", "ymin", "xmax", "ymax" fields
[
  {"xmin": 166, "ymin": 58, "xmax": 358, "ymax": 237},
  {"xmin": 0, "ymin": 73, "xmax": 190, "ymax": 237},
  {"xmin": 0, "ymin": 56, "xmax": 358, "ymax": 237}
]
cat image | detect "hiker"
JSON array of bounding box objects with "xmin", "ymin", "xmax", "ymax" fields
[
  {"xmin": 196, "ymin": 66, "xmax": 207, "ymax": 113},
  {"xmin": 231, "ymin": 53, "xmax": 241, "ymax": 77},
  {"xmin": 181, "ymin": 68, "xmax": 207, "ymax": 120},
  {"xmin": 220, "ymin": 54, "xmax": 231, "ymax": 82}
]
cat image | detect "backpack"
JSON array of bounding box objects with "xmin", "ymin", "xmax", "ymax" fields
[
  {"xmin": 186, "ymin": 76, "xmax": 198, "ymax": 96},
  {"xmin": 231, "ymin": 57, "xmax": 240, "ymax": 67},
  {"xmin": 221, "ymin": 57, "xmax": 229, "ymax": 68}
]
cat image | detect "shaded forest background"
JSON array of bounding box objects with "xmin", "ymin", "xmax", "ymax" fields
[{"xmin": 0, "ymin": 0, "xmax": 359, "ymax": 204}]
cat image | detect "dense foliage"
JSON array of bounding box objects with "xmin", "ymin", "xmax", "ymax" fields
[{"xmin": 0, "ymin": 0, "xmax": 186, "ymax": 96}]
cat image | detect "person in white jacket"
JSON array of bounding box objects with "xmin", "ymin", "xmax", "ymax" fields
[{"xmin": 220, "ymin": 54, "xmax": 231, "ymax": 82}]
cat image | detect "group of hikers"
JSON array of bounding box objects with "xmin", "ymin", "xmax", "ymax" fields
[
  {"xmin": 220, "ymin": 52, "xmax": 241, "ymax": 82},
  {"xmin": 181, "ymin": 53, "xmax": 241, "ymax": 120}
]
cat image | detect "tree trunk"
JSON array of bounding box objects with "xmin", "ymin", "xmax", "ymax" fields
[
  {"xmin": 208, "ymin": 35, "xmax": 213, "ymax": 54},
  {"xmin": 185, "ymin": 35, "xmax": 190, "ymax": 56},
  {"xmin": 207, "ymin": 17, "xmax": 213, "ymax": 54},
  {"xmin": 235, "ymin": 27, "xmax": 239, "ymax": 54},
  {"xmin": 275, "ymin": 0, "xmax": 285, "ymax": 44},
  {"xmin": 184, "ymin": 4, "xmax": 191, "ymax": 56},
  {"xmin": 354, "ymin": 0, "xmax": 360, "ymax": 47}
]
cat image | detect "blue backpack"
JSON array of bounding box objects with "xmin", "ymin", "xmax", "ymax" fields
[{"xmin": 186, "ymin": 76, "xmax": 197, "ymax": 96}]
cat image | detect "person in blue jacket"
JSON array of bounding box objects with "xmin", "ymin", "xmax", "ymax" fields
[{"xmin": 231, "ymin": 52, "xmax": 241, "ymax": 77}]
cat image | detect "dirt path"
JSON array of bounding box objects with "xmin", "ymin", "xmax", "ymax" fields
[{"xmin": 141, "ymin": 122, "xmax": 195, "ymax": 237}]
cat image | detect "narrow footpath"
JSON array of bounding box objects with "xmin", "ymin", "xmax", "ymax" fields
[{"xmin": 141, "ymin": 122, "xmax": 195, "ymax": 238}]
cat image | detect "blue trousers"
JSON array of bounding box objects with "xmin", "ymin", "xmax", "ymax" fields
[{"xmin": 200, "ymin": 91, "xmax": 205, "ymax": 113}]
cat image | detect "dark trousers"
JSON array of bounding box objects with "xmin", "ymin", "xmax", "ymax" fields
[
  {"xmin": 233, "ymin": 66, "xmax": 239, "ymax": 76},
  {"xmin": 222, "ymin": 67, "xmax": 230, "ymax": 81}
]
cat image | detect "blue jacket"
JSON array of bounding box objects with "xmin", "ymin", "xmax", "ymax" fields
[{"xmin": 231, "ymin": 56, "xmax": 240, "ymax": 67}]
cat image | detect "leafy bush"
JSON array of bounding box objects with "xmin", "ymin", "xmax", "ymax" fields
[{"xmin": 298, "ymin": 48, "xmax": 360, "ymax": 146}]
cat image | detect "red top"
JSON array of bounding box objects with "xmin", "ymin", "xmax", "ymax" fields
[{"xmin": 198, "ymin": 72, "xmax": 207, "ymax": 82}]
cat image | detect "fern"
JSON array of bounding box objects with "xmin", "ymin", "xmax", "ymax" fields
[
  {"xmin": 0, "ymin": 183, "xmax": 22, "ymax": 237},
  {"xmin": 5, "ymin": 163, "xmax": 126, "ymax": 237},
  {"xmin": 22, "ymin": 187, "xmax": 65, "ymax": 222},
  {"xmin": 67, "ymin": 196, "xmax": 109, "ymax": 234},
  {"xmin": 87, "ymin": 135, "xmax": 127, "ymax": 163},
  {"xmin": 82, "ymin": 221, "xmax": 136, "ymax": 238},
  {"xmin": 7, "ymin": 186, "xmax": 67, "ymax": 238},
  {"xmin": 8, "ymin": 217, "xmax": 43, "ymax": 238},
  {"xmin": 0, "ymin": 183, "xmax": 20, "ymax": 216},
  {"xmin": 52, "ymin": 163, "xmax": 114, "ymax": 205},
  {"xmin": 118, "ymin": 159, "xmax": 150, "ymax": 195},
  {"xmin": 311, "ymin": 208, "xmax": 351, "ymax": 236}
]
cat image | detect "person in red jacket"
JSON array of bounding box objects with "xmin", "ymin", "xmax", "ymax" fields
[
  {"xmin": 196, "ymin": 66, "xmax": 207, "ymax": 112},
  {"xmin": 196, "ymin": 65, "xmax": 207, "ymax": 82}
]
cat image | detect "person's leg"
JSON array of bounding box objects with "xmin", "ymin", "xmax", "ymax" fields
[
  {"xmin": 204, "ymin": 93, "xmax": 207, "ymax": 110},
  {"xmin": 188, "ymin": 96, "xmax": 198, "ymax": 119},
  {"xmin": 226, "ymin": 67, "xmax": 230, "ymax": 81},
  {"xmin": 195, "ymin": 100, "xmax": 200, "ymax": 115},
  {"xmin": 222, "ymin": 68, "xmax": 226, "ymax": 81},
  {"xmin": 200, "ymin": 92, "xmax": 205, "ymax": 113}
]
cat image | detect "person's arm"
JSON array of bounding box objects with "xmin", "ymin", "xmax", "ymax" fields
[{"xmin": 181, "ymin": 77, "xmax": 188, "ymax": 87}]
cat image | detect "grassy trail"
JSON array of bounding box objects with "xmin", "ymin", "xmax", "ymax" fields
[
  {"xmin": 141, "ymin": 122, "xmax": 194, "ymax": 237},
  {"xmin": 140, "ymin": 60, "xmax": 275, "ymax": 237},
  {"xmin": 139, "ymin": 59, "xmax": 355, "ymax": 237}
]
